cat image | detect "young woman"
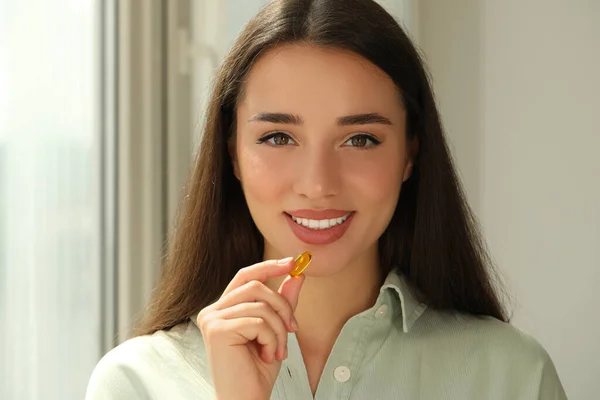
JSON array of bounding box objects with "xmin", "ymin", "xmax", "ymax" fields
[{"xmin": 86, "ymin": 0, "xmax": 567, "ymax": 399}]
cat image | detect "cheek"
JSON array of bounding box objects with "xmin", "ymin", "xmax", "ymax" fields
[
  {"xmin": 237, "ymin": 146, "xmax": 290, "ymax": 206},
  {"xmin": 342, "ymin": 149, "xmax": 404, "ymax": 206}
]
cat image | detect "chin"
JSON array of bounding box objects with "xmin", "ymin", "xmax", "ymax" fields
[
  {"xmin": 293, "ymin": 240, "xmax": 364, "ymax": 278},
  {"xmin": 299, "ymin": 258, "xmax": 347, "ymax": 278}
]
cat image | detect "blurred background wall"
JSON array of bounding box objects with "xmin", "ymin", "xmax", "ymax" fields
[{"xmin": 0, "ymin": 1, "xmax": 597, "ymax": 399}]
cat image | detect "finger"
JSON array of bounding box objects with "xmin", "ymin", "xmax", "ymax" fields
[
  {"xmin": 223, "ymin": 258, "xmax": 295, "ymax": 296},
  {"xmin": 202, "ymin": 316, "xmax": 279, "ymax": 364},
  {"xmin": 230, "ymin": 317, "xmax": 279, "ymax": 364},
  {"xmin": 278, "ymin": 272, "xmax": 305, "ymax": 312},
  {"xmin": 216, "ymin": 302, "xmax": 288, "ymax": 361},
  {"xmin": 216, "ymin": 280, "xmax": 296, "ymax": 332}
]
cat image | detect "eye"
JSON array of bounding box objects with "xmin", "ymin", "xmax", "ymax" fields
[
  {"xmin": 343, "ymin": 134, "xmax": 381, "ymax": 148},
  {"xmin": 257, "ymin": 132, "xmax": 296, "ymax": 146}
]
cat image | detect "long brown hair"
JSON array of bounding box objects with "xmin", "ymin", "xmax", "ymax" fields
[{"xmin": 136, "ymin": 0, "xmax": 507, "ymax": 337}]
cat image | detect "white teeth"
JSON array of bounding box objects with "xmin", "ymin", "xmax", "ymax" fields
[{"xmin": 290, "ymin": 213, "xmax": 350, "ymax": 230}]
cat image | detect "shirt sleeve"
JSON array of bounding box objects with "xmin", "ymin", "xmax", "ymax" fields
[
  {"xmin": 85, "ymin": 356, "xmax": 150, "ymax": 400},
  {"xmin": 537, "ymin": 352, "xmax": 568, "ymax": 400}
]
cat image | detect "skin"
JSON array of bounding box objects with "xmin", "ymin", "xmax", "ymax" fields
[{"xmin": 231, "ymin": 43, "xmax": 416, "ymax": 395}]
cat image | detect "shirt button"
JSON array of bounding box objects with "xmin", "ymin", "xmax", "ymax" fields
[
  {"xmin": 375, "ymin": 304, "xmax": 389, "ymax": 318},
  {"xmin": 334, "ymin": 366, "xmax": 351, "ymax": 383}
]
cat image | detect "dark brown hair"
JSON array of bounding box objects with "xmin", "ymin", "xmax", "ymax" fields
[{"xmin": 136, "ymin": 0, "xmax": 507, "ymax": 336}]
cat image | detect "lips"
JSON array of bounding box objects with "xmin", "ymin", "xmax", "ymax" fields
[{"xmin": 284, "ymin": 210, "xmax": 355, "ymax": 245}]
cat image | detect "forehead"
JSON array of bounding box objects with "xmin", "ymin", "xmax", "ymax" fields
[{"xmin": 238, "ymin": 44, "xmax": 404, "ymax": 123}]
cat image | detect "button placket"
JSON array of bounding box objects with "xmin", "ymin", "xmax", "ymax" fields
[
  {"xmin": 284, "ymin": 332, "xmax": 315, "ymax": 399},
  {"xmin": 313, "ymin": 315, "xmax": 367, "ymax": 399},
  {"xmin": 333, "ymin": 365, "xmax": 351, "ymax": 382}
]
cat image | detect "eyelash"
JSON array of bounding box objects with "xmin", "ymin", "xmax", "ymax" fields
[
  {"xmin": 256, "ymin": 132, "xmax": 382, "ymax": 148},
  {"xmin": 344, "ymin": 134, "xmax": 382, "ymax": 149},
  {"xmin": 256, "ymin": 132, "xmax": 297, "ymax": 146}
]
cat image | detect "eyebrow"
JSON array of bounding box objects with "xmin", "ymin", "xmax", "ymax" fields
[{"xmin": 248, "ymin": 112, "xmax": 393, "ymax": 126}]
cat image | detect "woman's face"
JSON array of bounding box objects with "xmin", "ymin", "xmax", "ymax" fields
[{"xmin": 233, "ymin": 44, "xmax": 414, "ymax": 277}]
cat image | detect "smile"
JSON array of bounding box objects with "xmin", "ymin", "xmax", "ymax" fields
[
  {"xmin": 290, "ymin": 213, "xmax": 351, "ymax": 230},
  {"xmin": 284, "ymin": 210, "xmax": 355, "ymax": 245}
]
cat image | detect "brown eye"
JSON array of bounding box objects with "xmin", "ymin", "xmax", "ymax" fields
[
  {"xmin": 258, "ymin": 132, "xmax": 296, "ymax": 146},
  {"xmin": 344, "ymin": 134, "xmax": 381, "ymax": 148},
  {"xmin": 351, "ymin": 136, "xmax": 368, "ymax": 147},
  {"xmin": 273, "ymin": 133, "xmax": 290, "ymax": 145}
]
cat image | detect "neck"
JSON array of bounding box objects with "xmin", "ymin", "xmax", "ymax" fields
[{"xmin": 266, "ymin": 247, "xmax": 383, "ymax": 354}]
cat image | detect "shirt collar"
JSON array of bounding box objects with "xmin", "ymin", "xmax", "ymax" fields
[{"xmin": 379, "ymin": 268, "xmax": 428, "ymax": 333}]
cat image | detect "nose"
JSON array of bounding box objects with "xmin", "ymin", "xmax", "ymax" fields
[{"xmin": 293, "ymin": 147, "xmax": 340, "ymax": 200}]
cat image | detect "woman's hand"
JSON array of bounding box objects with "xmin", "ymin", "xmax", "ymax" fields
[{"xmin": 196, "ymin": 257, "xmax": 305, "ymax": 400}]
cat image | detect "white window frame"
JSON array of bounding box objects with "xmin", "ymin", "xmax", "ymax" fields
[{"xmin": 114, "ymin": 0, "xmax": 167, "ymax": 344}]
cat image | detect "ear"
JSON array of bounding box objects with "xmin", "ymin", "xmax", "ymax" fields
[
  {"xmin": 228, "ymin": 139, "xmax": 241, "ymax": 180},
  {"xmin": 402, "ymin": 136, "xmax": 419, "ymax": 182},
  {"xmin": 402, "ymin": 162, "xmax": 413, "ymax": 182}
]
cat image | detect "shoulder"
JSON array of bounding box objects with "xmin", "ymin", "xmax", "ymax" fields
[
  {"xmin": 415, "ymin": 310, "xmax": 567, "ymax": 398},
  {"xmin": 85, "ymin": 321, "xmax": 215, "ymax": 399},
  {"xmin": 427, "ymin": 311, "xmax": 552, "ymax": 365},
  {"xmin": 462, "ymin": 315, "xmax": 567, "ymax": 398},
  {"xmin": 463, "ymin": 315, "xmax": 554, "ymax": 366}
]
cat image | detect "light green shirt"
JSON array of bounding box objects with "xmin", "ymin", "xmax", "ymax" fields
[{"xmin": 85, "ymin": 271, "xmax": 567, "ymax": 399}]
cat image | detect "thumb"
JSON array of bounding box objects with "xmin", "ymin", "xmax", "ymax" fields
[{"xmin": 277, "ymin": 272, "xmax": 305, "ymax": 312}]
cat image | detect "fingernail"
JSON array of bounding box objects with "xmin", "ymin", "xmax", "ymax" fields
[
  {"xmin": 290, "ymin": 316, "xmax": 299, "ymax": 331},
  {"xmin": 278, "ymin": 257, "xmax": 293, "ymax": 265},
  {"xmin": 284, "ymin": 347, "xmax": 288, "ymax": 359}
]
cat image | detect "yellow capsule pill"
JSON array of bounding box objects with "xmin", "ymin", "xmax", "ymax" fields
[{"xmin": 289, "ymin": 251, "xmax": 312, "ymax": 277}]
